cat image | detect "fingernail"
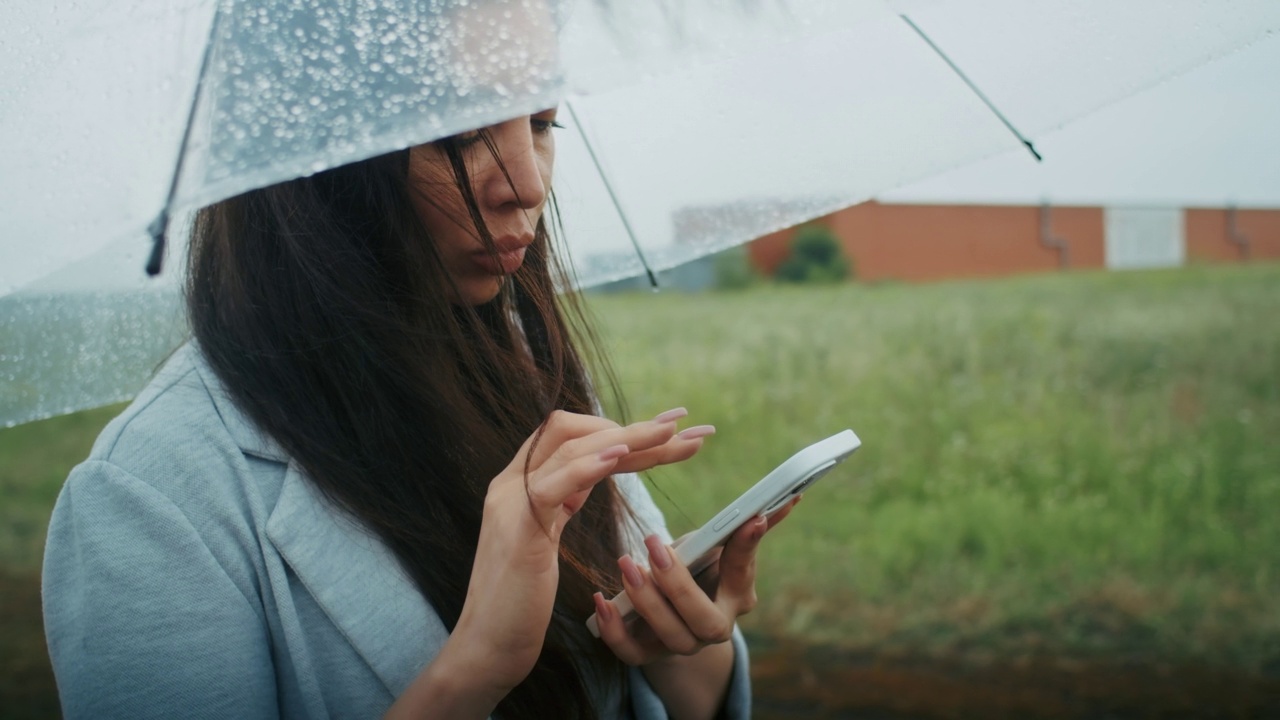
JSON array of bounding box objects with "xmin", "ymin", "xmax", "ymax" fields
[
  {"xmin": 677, "ymin": 424, "xmax": 716, "ymax": 441},
  {"xmin": 620, "ymin": 555, "xmax": 645, "ymax": 588},
  {"xmin": 652, "ymin": 407, "xmax": 688, "ymax": 424},
  {"xmin": 598, "ymin": 444, "xmax": 629, "ymax": 462},
  {"xmin": 752, "ymin": 516, "xmax": 768, "ymax": 541},
  {"xmin": 645, "ymin": 535, "xmax": 673, "ymax": 570},
  {"xmin": 593, "ymin": 592, "xmax": 611, "ymax": 620}
]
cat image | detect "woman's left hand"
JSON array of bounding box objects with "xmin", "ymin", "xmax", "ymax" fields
[{"xmin": 590, "ymin": 497, "xmax": 800, "ymax": 665}]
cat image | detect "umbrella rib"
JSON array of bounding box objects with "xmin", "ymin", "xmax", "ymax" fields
[
  {"xmin": 146, "ymin": 1, "xmax": 226, "ymax": 277},
  {"xmin": 564, "ymin": 99, "xmax": 661, "ymax": 290},
  {"xmin": 900, "ymin": 14, "xmax": 1043, "ymax": 163}
]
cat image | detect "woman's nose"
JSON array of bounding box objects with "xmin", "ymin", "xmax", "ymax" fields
[{"xmin": 483, "ymin": 118, "xmax": 547, "ymax": 212}]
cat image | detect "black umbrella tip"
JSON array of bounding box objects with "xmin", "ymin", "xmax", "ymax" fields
[
  {"xmin": 1023, "ymin": 139, "xmax": 1044, "ymax": 162},
  {"xmin": 145, "ymin": 214, "xmax": 168, "ymax": 277}
]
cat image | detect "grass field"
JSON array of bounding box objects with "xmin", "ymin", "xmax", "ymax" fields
[
  {"xmin": 3, "ymin": 263, "xmax": 1278, "ymax": 716},
  {"xmin": 0, "ymin": 404, "xmax": 122, "ymax": 718},
  {"xmin": 588, "ymin": 263, "xmax": 1280, "ymax": 670}
]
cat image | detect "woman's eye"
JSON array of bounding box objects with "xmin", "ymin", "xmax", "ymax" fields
[
  {"xmin": 531, "ymin": 118, "xmax": 564, "ymax": 135},
  {"xmin": 448, "ymin": 130, "xmax": 483, "ymax": 149}
]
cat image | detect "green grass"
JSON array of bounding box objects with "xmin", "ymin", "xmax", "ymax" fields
[
  {"xmin": 3, "ymin": 264, "xmax": 1278, "ymax": 716},
  {"xmin": 0, "ymin": 405, "xmax": 124, "ymax": 573},
  {"xmin": 0, "ymin": 404, "xmax": 124, "ymax": 719},
  {"xmin": 589, "ymin": 264, "xmax": 1280, "ymax": 669}
]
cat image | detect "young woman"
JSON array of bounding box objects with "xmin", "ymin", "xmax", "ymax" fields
[{"xmin": 42, "ymin": 107, "xmax": 793, "ymax": 719}]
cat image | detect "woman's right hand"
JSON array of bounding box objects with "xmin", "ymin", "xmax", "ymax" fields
[{"xmin": 389, "ymin": 407, "xmax": 710, "ymax": 718}]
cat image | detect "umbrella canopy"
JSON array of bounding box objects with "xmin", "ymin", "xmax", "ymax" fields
[
  {"xmin": 1, "ymin": 0, "xmax": 882, "ymax": 295},
  {"xmin": 882, "ymin": 32, "xmax": 1280, "ymax": 208},
  {"xmin": 3, "ymin": 0, "xmax": 1279, "ymax": 427}
]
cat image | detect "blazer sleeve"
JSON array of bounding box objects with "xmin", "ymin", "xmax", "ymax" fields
[
  {"xmin": 628, "ymin": 629, "xmax": 752, "ymax": 720},
  {"xmin": 42, "ymin": 460, "xmax": 278, "ymax": 720}
]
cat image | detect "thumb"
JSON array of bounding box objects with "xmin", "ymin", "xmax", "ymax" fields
[{"xmin": 715, "ymin": 515, "xmax": 766, "ymax": 602}]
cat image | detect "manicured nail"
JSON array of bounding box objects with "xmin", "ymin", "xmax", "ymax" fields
[
  {"xmin": 652, "ymin": 407, "xmax": 688, "ymax": 424},
  {"xmin": 645, "ymin": 535, "xmax": 673, "ymax": 570},
  {"xmin": 593, "ymin": 592, "xmax": 611, "ymax": 620},
  {"xmin": 751, "ymin": 516, "xmax": 768, "ymax": 541},
  {"xmin": 677, "ymin": 425, "xmax": 716, "ymax": 440},
  {"xmin": 598, "ymin": 444, "xmax": 629, "ymax": 462},
  {"xmin": 620, "ymin": 555, "xmax": 645, "ymax": 588}
]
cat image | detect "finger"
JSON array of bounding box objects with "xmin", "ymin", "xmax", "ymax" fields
[
  {"xmin": 640, "ymin": 537, "xmax": 735, "ymax": 646},
  {"xmin": 715, "ymin": 516, "xmax": 767, "ymax": 604},
  {"xmin": 519, "ymin": 410, "xmax": 619, "ymax": 468},
  {"xmin": 764, "ymin": 494, "xmax": 803, "ymax": 531},
  {"xmin": 534, "ymin": 414, "xmax": 685, "ymax": 478},
  {"xmin": 592, "ymin": 592, "xmax": 656, "ymax": 666},
  {"xmin": 618, "ymin": 554, "xmax": 705, "ymax": 655},
  {"xmin": 689, "ymin": 547, "xmax": 723, "ymax": 597},
  {"xmin": 525, "ymin": 444, "xmax": 627, "ymax": 518},
  {"xmin": 611, "ymin": 427, "xmax": 712, "ymax": 474}
]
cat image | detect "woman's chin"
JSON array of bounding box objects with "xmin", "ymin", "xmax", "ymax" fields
[{"xmin": 454, "ymin": 276, "xmax": 506, "ymax": 306}]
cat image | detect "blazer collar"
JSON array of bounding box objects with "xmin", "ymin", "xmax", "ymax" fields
[
  {"xmin": 185, "ymin": 344, "xmax": 450, "ymax": 695},
  {"xmin": 265, "ymin": 462, "xmax": 450, "ymax": 697},
  {"xmin": 187, "ymin": 344, "xmax": 291, "ymax": 463}
]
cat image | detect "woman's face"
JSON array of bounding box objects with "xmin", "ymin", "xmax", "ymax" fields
[{"xmin": 408, "ymin": 109, "xmax": 558, "ymax": 306}]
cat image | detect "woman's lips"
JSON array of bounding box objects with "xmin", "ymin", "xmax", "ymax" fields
[{"xmin": 470, "ymin": 246, "xmax": 527, "ymax": 275}]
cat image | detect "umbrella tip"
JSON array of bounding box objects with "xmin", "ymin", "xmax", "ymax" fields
[{"xmin": 145, "ymin": 214, "xmax": 168, "ymax": 277}]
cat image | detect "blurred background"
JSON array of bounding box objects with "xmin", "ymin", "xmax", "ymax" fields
[{"xmin": 587, "ymin": 37, "xmax": 1280, "ymax": 713}]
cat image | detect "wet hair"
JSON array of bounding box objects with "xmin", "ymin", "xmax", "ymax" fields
[{"xmin": 187, "ymin": 138, "xmax": 629, "ymax": 719}]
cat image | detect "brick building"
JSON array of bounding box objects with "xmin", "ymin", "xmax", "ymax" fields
[{"xmin": 748, "ymin": 202, "xmax": 1280, "ymax": 283}]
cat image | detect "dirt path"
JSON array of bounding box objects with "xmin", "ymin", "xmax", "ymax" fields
[{"xmin": 751, "ymin": 640, "xmax": 1280, "ymax": 719}]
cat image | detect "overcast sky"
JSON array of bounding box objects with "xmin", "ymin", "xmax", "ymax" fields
[{"xmin": 882, "ymin": 32, "xmax": 1280, "ymax": 207}]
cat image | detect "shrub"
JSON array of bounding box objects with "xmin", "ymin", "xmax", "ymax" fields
[{"xmin": 774, "ymin": 224, "xmax": 851, "ymax": 284}]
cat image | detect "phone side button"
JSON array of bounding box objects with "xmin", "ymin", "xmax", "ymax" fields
[{"xmin": 712, "ymin": 508, "xmax": 741, "ymax": 532}]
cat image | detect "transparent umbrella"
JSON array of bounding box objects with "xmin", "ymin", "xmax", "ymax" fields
[
  {"xmin": 882, "ymin": 32, "xmax": 1280, "ymax": 208},
  {"xmin": 2, "ymin": 0, "xmax": 1278, "ymax": 427}
]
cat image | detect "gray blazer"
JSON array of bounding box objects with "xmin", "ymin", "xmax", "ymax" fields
[{"xmin": 42, "ymin": 345, "xmax": 750, "ymax": 719}]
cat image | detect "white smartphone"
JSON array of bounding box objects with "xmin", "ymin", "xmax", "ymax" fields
[{"xmin": 586, "ymin": 429, "xmax": 861, "ymax": 638}]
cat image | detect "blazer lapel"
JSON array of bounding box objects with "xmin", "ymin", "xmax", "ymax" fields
[
  {"xmin": 265, "ymin": 461, "xmax": 452, "ymax": 696},
  {"xmin": 191, "ymin": 344, "xmax": 452, "ymax": 696}
]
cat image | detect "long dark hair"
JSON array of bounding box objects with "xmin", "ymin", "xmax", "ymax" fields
[{"xmin": 187, "ymin": 141, "xmax": 629, "ymax": 718}]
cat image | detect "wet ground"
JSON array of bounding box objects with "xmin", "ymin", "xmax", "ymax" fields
[{"xmin": 751, "ymin": 640, "xmax": 1280, "ymax": 719}]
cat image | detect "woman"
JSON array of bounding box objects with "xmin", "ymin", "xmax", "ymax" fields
[{"xmin": 42, "ymin": 107, "xmax": 792, "ymax": 719}]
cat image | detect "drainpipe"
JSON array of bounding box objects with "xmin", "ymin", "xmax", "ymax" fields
[
  {"xmin": 1039, "ymin": 203, "xmax": 1070, "ymax": 269},
  {"xmin": 1227, "ymin": 205, "xmax": 1250, "ymax": 262}
]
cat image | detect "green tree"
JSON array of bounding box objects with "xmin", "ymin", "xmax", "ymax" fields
[{"xmin": 775, "ymin": 224, "xmax": 851, "ymax": 284}]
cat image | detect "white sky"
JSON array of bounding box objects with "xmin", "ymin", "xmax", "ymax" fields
[{"xmin": 882, "ymin": 32, "xmax": 1280, "ymax": 208}]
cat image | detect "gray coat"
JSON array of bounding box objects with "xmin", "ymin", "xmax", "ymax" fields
[{"xmin": 42, "ymin": 345, "xmax": 750, "ymax": 719}]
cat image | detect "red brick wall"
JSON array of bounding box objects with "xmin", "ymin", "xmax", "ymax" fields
[
  {"xmin": 748, "ymin": 202, "xmax": 1105, "ymax": 282},
  {"xmin": 1186, "ymin": 209, "xmax": 1280, "ymax": 263},
  {"xmin": 749, "ymin": 227, "xmax": 797, "ymax": 276},
  {"xmin": 1049, "ymin": 206, "xmax": 1107, "ymax": 271}
]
